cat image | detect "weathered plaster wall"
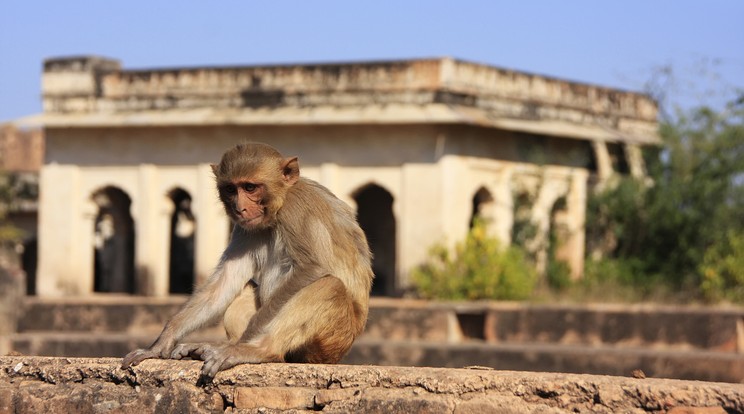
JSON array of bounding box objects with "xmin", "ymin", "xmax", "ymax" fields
[{"xmin": 38, "ymin": 122, "xmax": 592, "ymax": 296}]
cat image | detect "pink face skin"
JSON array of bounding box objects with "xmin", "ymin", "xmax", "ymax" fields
[{"xmin": 219, "ymin": 181, "xmax": 268, "ymax": 230}]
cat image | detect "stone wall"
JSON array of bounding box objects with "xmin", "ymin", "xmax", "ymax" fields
[
  {"xmin": 0, "ymin": 124, "xmax": 44, "ymax": 173},
  {"xmin": 1, "ymin": 356, "xmax": 741, "ymax": 413}
]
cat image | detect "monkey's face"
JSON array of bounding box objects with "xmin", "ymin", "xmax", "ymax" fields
[
  {"xmin": 213, "ymin": 143, "xmax": 301, "ymax": 231},
  {"xmin": 218, "ymin": 180, "xmax": 273, "ymax": 230}
]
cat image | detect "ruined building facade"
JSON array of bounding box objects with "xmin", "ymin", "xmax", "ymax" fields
[{"xmin": 27, "ymin": 56, "xmax": 658, "ymax": 297}]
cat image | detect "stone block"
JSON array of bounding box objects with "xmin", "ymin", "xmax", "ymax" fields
[
  {"xmin": 667, "ymin": 407, "xmax": 727, "ymax": 414},
  {"xmin": 355, "ymin": 388, "xmax": 452, "ymax": 414},
  {"xmin": 233, "ymin": 387, "xmax": 315, "ymax": 410},
  {"xmin": 454, "ymin": 395, "xmax": 563, "ymax": 414},
  {"xmin": 314, "ymin": 388, "xmax": 359, "ymax": 407}
]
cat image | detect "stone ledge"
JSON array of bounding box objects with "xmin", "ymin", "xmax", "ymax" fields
[{"xmin": 1, "ymin": 356, "xmax": 741, "ymax": 413}]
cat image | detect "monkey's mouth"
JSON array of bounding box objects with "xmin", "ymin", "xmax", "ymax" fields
[{"xmin": 236, "ymin": 211, "xmax": 264, "ymax": 226}]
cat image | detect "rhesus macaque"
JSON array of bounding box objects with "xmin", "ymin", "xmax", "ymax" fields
[{"xmin": 122, "ymin": 143, "xmax": 373, "ymax": 378}]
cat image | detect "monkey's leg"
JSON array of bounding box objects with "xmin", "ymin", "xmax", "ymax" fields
[
  {"xmin": 196, "ymin": 276, "xmax": 361, "ymax": 377},
  {"xmin": 223, "ymin": 284, "xmax": 257, "ymax": 342},
  {"xmin": 264, "ymin": 275, "xmax": 362, "ymax": 364}
]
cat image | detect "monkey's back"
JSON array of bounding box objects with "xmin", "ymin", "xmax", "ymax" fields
[{"xmin": 277, "ymin": 178, "xmax": 373, "ymax": 306}]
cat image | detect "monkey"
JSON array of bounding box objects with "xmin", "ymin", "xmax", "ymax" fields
[{"xmin": 122, "ymin": 142, "xmax": 373, "ymax": 378}]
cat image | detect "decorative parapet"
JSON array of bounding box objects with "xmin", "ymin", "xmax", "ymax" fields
[
  {"xmin": 42, "ymin": 56, "xmax": 121, "ymax": 113},
  {"xmin": 40, "ymin": 56, "xmax": 659, "ymax": 144},
  {"xmin": 1, "ymin": 356, "xmax": 741, "ymax": 413}
]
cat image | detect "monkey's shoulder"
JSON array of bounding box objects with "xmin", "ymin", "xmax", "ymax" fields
[
  {"xmin": 284, "ymin": 178, "xmax": 354, "ymax": 216},
  {"xmin": 278, "ymin": 178, "xmax": 360, "ymax": 239}
]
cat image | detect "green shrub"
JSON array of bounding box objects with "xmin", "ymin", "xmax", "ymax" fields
[
  {"xmin": 699, "ymin": 231, "xmax": 744, "ymax": 302},
  {"xmin": 412, "ymin": 219, "xmax": 537, "ymax": 301},
  {"xmin": 546, "ymin": 259, "xmax": 572, "ymax": 291}
]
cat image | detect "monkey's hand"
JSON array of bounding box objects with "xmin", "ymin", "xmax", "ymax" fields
[
  {"xmin": 121, "ymin": 337, "xmax": 177, "ymax": 369},
  {"xmin": 191, "ymin": 343, "xmax": 265, "ymax": 378}
]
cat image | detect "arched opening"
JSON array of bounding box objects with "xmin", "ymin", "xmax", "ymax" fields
[
  {"xmin": 21, "ymin": 237, "xmax": 37, "ymax": 295},
  {"xmin": 168, "ymin": 188, "xmax": 196, "ymax": 294},
  {"xmin": 92, "ymin": 186, "xmax": 136, "ymax": 293},
  {"xmin": 353, "ymin": 184, "xmax": 396, "ymax": 296},
  {"xmin": 470, "ymin": 186, "xmax": 494, "ymax": 229}
]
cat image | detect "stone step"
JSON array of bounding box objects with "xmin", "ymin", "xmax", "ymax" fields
[
  {"xmin": 9, "ymin": 333, "xmax": 743, "ymax": 383},
  {"xmin": 18, "ymin": 295, "xmax": 188, "ymax": 333},
  {"xmin": 347, "ymin": 338, "xmax": 744, "ymax": 384},
  {"xmin": 19, "ymin": 297, "xmax": 744, "ymax": 353}
]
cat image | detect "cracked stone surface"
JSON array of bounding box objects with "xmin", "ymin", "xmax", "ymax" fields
[{"xmin": 1, "ymin": 356, "xmax": 741, "ymax": 413}]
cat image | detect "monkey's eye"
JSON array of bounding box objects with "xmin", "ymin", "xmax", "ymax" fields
[
  {"xmin": 222, "ymin": 184, "xmax": 237, "ymax": 195},
  {"xmin": 242, "ymin": 183, "xmax": 258, "ymax": 193}
]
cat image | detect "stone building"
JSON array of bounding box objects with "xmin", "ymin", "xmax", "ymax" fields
[{"xmin": 25, "ymin": 56, "xmax": 657, "ymax": 297}]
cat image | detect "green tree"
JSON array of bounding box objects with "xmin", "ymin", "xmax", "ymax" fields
[{"xmin": 586, "ymin": 95, "xmax": 744, "ymax": 300}]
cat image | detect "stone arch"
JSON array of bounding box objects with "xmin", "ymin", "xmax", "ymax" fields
[
  {"xmin": 168, "ymin": 188, "xmax": 196, "ymax": 294},
  {"xmin": 352, "ymin": 183, "xmax": 396, "ymax": 296},
  {"xmin": 470, "ymin": 186, "xmax": 495, "ymax": 229},
  {"xmin": 91, "ymin": 186, "xmax": 136, "ymax": 293}
]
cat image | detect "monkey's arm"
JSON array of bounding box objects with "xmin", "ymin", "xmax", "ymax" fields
[{"xmin": 122, "ymin": 258, "xmax": 250, "ymax": 368}]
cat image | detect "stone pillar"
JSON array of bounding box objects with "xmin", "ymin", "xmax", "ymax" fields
[
  {"xmin": 529, "ymin": 171, "xmax": 567, "ymax": 275},
  {"xmin": 399, "ymin": 163, "xmax": 442, "ymax": 290},
  {"xmin": 194, "ymin": 164, "xmax": 229, "ymax": 286},
  {"xmin": 491, "ymin": 166, "xmax": 514, "ymax": 245},
  {"xmin": 559, "ymin": 170, "xmax": 588, "ymax": 280},
  {"xmin": 591, "ymin": 140, "xmax": 613, "ymax": 185},
  {"xmin": 439, "ymin": 156, "xmax": 469, "ymax": 249},
  {"xmin": 624, "ymin": 143, "xmax": 646, "ymax": 179},
  {"xmin": 134, "ymin": 165, "xmax": 171, "ymax": 296},
  {"xmin": 78, "ymin": 199, "xmax": 98, "ymax": 294},
  {"xmin": 37, "ymin": 164, "xmax": 89, "ymax": 296}
]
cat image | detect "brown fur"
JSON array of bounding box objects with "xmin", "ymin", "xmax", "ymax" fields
[{"xmin": 122, "ymin": 142, "xmax": 373, "ymax": 378}]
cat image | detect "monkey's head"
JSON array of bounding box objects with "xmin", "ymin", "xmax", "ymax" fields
[{"xmin": 212, "ymin": 143, "xmax": 299, "ymax": 231}]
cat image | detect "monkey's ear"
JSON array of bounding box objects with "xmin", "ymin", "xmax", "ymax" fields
[
  {"xmin": 281, "ymin": 157, "xmax": 300, "ymax": 185},
  {"xmin": 210, "ymin": 164, "xmax": 219, "ymax": 176}
]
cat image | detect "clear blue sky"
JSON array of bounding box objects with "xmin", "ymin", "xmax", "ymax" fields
[{"xmin": 1, "ymin": 1, "xmax": 742, "ymax": 123}]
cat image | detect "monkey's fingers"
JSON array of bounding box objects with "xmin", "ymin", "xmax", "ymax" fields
[
  {"xmin": 170, "ymin": 343, "xmax": 201, "ymax": 360},
  {"xmin": 201, "ymin": 354, "xmax": 236, "ymax": 378},
  {"xmin": 192, "ymin": 343, "xmax": 219, "ymax": 360},
  {"xmin": 121, "ymin": 349, "xmax": 158, "ymax": 369},
  {"xmin": 197, "ymin": 345, "xmax": 233, "ymax": 378}
]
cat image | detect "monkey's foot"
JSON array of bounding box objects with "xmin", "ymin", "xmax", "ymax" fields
[
  {"xmin": 169, "ymin": 343, "xmax": 207, "ymax": 360},
  {"xmin": 193, "ymin": 343, "xmax": 278, "ymax": 378},
  {"xmin": 122, "ymin": 338, "xmax": 177, "ymax": 369},
  {"xmin": 121, "ymin": 348, "xmax": 160, "ymax": 369}
]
